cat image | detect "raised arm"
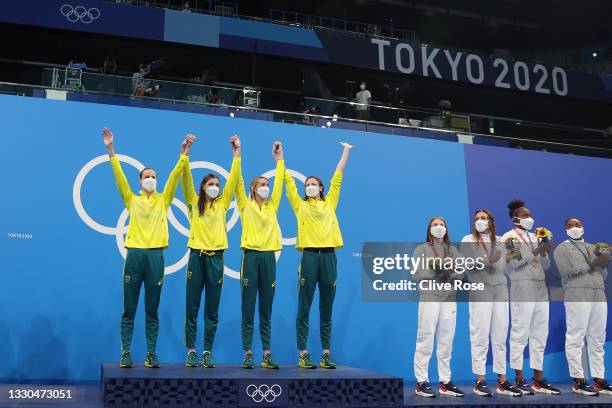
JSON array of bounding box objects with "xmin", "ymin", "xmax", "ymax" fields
[
  {"xmin": 283, "ymin": 168, "xmax": 301, "ymax": 214},
  {"xmin": 103, "ymin": 128, "xmax": 134, "ymax": 208},
  {"xmin": 181, "ymin": 138, "xmax": 198, "ymax": 205},
  {"xmin": 326, "ymin": 141, "xmax": 353, "ymax": 209},
  {"xmin": 335, "ymin": 141, "xmax": 353, "ymax": 173},
  {"xmin": 234, "ymin": 138, "xmax": 248, "ymax": 212},
  {"xmin": 270, "ymin": 141, "xmax": 285, "ymax": 211},
  {"xmin": 162, "ymin": 134, "xmax": 194, "ymax": 208},
  {"xmin": 221, "ymin": 135, "xmax": 242, "ymax": 210}
]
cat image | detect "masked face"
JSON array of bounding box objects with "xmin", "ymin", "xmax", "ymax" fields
[
  {"xmin": 205, "ymin": 185, "xmax": 220, "ymax": 199},
  {"xmin": 514, "ymin": 217, "xmax": 534, "ymax": 230},
  {"xmin": 430, "ymin": 225, "xmax": 447, "ymax": 240},
  {"xmin": 141, "ymin": 177, "xmax": 156, "ymax": 193},
  {"xmin": 566, "ymin": 227, "xmax": 584, "ymax": 240},
  {"xmin": 475, "ymin": 219, "xmax": 489, "ymax": 233},
  {"xmin": 305, "ymin": 184, "xmax": 320, "ymax": 198},
  {"xmin": 256, "ymin": 186, "xmax": 270, "ymax": 200}
]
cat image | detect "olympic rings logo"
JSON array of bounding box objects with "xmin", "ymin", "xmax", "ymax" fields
[
  {"xmin": 60, "ymin": 4, "xmax": 101, "ymax": 24},
  {"xmin": 72, "ymin": 154, "xmax": 306, "ymax": 278},
  {"xmin": 246, "ymin": 384, "xmax": 282, "ymax": 403}
]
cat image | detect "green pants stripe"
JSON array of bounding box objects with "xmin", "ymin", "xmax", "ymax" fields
[
  {"xmin": 296, "ymin": 250, "xmax": 337, "ymax": 351},
  {"xmin": 184, "ymin": 249, "xmax": 224, "ymax": 351},
  {"xmin": 121, "ymin": 248, "xmax": 164, "ymax": 353},
  {"xmin": 241, "ymin": 250, "xmax": 276, "ymax": 351}
]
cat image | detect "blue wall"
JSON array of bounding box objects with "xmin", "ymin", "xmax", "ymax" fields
[{"xmin": 0, "ymin": 95, "xmax": 611, "ymax": 383}]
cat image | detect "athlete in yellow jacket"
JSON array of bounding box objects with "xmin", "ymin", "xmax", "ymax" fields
[
  {"xmin": 102, "ymin": 128, "xmax": 192, "ymax": 369},
  {"xmin": 182, "ymin": 135, "xmax": 241, "ymax": 368},
  {"xmin": 234, "ymin": 139, "xmax": 284, "ymax": 369},
  {"xmin": 284, "ymin": 141, "xmax": 353, "ymax": 369}
]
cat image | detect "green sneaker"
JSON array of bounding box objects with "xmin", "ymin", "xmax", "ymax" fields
[
  {"xmin": 242, "ymin": 351, "xmax": 255, "ymax": 369},
  {"xmin": 320, "ymin": 352, "xmax": 336, "ymax": 369},
  {"xmin": 144, "ymin": 352, "xmax": 160, "ymax": 368},
  {"xmin": 202, "ymin": 351, "xmax": 215, "ymax": 368},
  {"xmin": 185, "ymin": 351, "xmax": 199, "ymax": 367},
  {"xmin": 119, "ymin": 351, "xmax": 133, "ymax": 368},
  {"xmin": 298, "ymin": 352, "xmax": 317, "ymax": 369},
  {"xmin": 261, "ymin": 353, "xmax": 279, "ymax": 369}
]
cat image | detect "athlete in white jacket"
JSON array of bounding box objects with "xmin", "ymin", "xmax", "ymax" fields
[
  {"xmin": 553, "ymin": 217, "xmax": 612, "ymax": 396},
  {"xmin": 460, "ymin": 209, "xmax": 521, "ymax": 397},
  {"xmin": 413, "ymin": 217, "xmax": 465, "ymax": 398},
  {"xmin": 501, "ymin": 199, "xmax": 560, "ymax": 395}
]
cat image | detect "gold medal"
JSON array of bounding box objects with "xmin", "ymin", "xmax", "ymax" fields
[{"xmin": 532, "ymin": 259, "xmax": 540, "ymax": 267}]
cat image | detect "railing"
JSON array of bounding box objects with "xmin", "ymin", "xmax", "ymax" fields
[
  {"xmin": 268, "ymin": 9, "xmax": 416, "ymax": 42},
  {"xmin": 108, "ymin": 0, "xmax": 238, "ymax": 15},
  {"xmin": 2, "ymin": 71, "xmax": 609, "ymax": 159},
  {"xmin": 42, "ymin": 67, "xmax": 254, "ymax": 107},
  {"xmin": 100, "ymin": 1, "xmax": 415, "ymax": 43},
  {"xmin": 302, "ymin": 96, "xmax": 607, "ymax": 149}
]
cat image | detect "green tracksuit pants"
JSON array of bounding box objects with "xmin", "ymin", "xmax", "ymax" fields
[
  {"xmin": 296, "ymin": 249, "xmax": 337, "ymax": 351},
  {"xmin": 184, "ymin": 249, "xmax": 224, "ymax": 351},
  {"xmin": 240, "ymin": 250, "xmax": 276, "ymax": 351},
  {"xmin": 121, "ymin": 248, "xmax": 164, "ymax": 353}
]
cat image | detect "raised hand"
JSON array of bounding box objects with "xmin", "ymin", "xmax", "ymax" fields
[
  {"xmin": 272, "ymin": 141, "xmax": 283, "ymax": 161},
  {"xmin": 102, "ymin": 128, "xmax": 116, "ymax": 157},
  {"xmin": 102, "ymin": 128, "xmax": 114, "ymax": 147},
  {"xmin": 181, "ymin": 133, "xmax": 197, "ymax": 155},
  {"xmin": 230, "ymin": 135, "xmax": 241, "ymax": 148},
  {"xmin": 340, "ymin": 141, "xmax": 354, "ymax": 149},
  {"xmin": 230, "ymin": 135, "xmax": 241, "ymax": 158}
]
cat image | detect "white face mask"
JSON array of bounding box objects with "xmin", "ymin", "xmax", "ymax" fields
[
  {"xmin": 305, "ymin": 184, "xmax": 320, "ymax": 198},
  {"xmin": 256, "ymin": 186, "xmax": 270, "ymax": 200},
  {"xmin": 205, "ymin": 185, "xmax": 220, "ymax": 199},
  {"xmin": 567, "ymin": 227, "xmax": 584, "ymax": 240},
  {"xmin": 360, "ymin": 84, "xmax": 366, "ymax": 90},
  {"xmin": 516, "ymin": 217, "xmax": 534, "ymax": 230},
  {"xmin": 475, "ymin": 219, "xmax": 489, "ymax": 233},
  {"xmin": 141, "ymin": 177, "xmax": 156, "ymax": 193},
  {"xmin": 430, "ymin": 225, "xmax": 447, "ymax": 239}
]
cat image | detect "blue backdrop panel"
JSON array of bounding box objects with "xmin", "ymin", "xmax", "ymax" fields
[
  {"xmin": 0, "ymin": 95, "xmax": 470, "ymax": 382},
  {"xmin": 464, "ymin": 144, "xmax": 612, "ymax": 380},
  {"xmin": 0, "ymin": 96, "xmax": 610, "ymax": 384}
]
